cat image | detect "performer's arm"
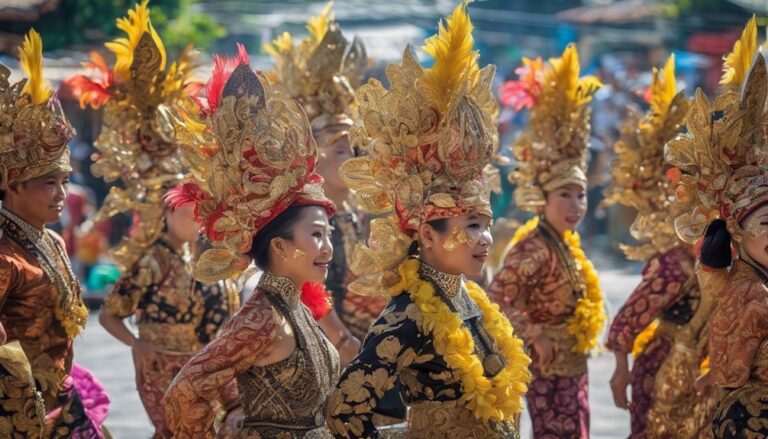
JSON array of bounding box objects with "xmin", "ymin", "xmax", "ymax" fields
[
  {"xmin": 318, "ymin": 310, "xmax": 361, "ymax": 367},
  {"xmin": 0, "ymin": 255, "xmax": 18, "ymax": 344},
  {"xmin": 326, "ymin": 299, "xmax": 421, "ymax": 439},
  {"xmin": 162, "ymin": 293, "xmax": 278, "ymax": 439}
]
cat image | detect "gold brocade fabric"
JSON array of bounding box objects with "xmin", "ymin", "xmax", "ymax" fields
[
  {"xmin": 162, "ymin": 273, "xmax": 338, "ymax": 439},
  {"xmin": 603, "ymin": 56, "xmax": 690, "ymax": 261},
  {"xmin": 0, "ymin": 31, "xmax": 74, "ymax": 189},
  {"xmin": 488, "ymin": 223, "xmax": 587, "ymax": 377},
  {"xmin": 0, "ymin": 211, "xmax": 87, "ymax": 435},
  {"xmin": 408, "ymin": 400, "xmax": 518, "ymax": 439},
  {"xmin": 103, "ymin": 238, "xmax": 238, "ymax": 353},
  {"xmin": 0, "ymin": 341, "xmax": 45, "ymax": 438},
  {"xmin": 326, "ymin": 261, "xmax": 515, "ymax": 438}
]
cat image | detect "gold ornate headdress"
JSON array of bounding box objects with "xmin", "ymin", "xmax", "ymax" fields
[
  {"xmin": 501, "ymin": 45, "xmax": 602, "ymax": 211},
  {"xmin": 264, "ymin": 1, "xmax": 367, "ymax": 145},
  {"xmin": 604, "ymin": 55, "xmax": 690, "ymax": 260},
  {"xmin": 0, "ymin": 30, "xmax": 74, "ymax": 190},
  {"xmin": 340, "ymin": 2, "xmax": 498, "ymax": 294},
  {"xmin": 666, "ymin": 16, "xmax": 768, "ymax": 243},
  {"xmin": 159, "ymin": 45, "xmax": 334, "ymax": 283},
  {"xmin": 66, "ymin": 0, "xmax": 199, "ymax": 269}
]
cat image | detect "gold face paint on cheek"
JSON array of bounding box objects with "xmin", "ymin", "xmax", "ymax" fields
[
  {"xmin": 442, "ymin": 226, "xmax": 474, "ymax": 252},
  {"xmin": 744, "ymin": 218, "xmax": 768, "ymax": 239},
  {"xmin": 292, "ymin": 248, "xmax": 307, "ymax": 259}
]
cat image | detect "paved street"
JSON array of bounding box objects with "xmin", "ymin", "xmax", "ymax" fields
[{"xmin": 75, "ymin": 263, "xmax": 642, "ymax": 439}]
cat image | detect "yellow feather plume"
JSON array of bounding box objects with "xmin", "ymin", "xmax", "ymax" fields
[
  {"xmin": 307, "ymin": 1, "xmax": 334, "ymax": 44},
  {"xmin": 421, "ymin": 1, "xmax": 479, "ymax": 113},
  {"xmin": 720, "ymin": 14, "xmax": 756, "ymax": 88},
  {"xmin": 650, "ymin": 55, "xmax": 677, "ymax": 122},
  {"xmin": 105, "ymin": 0, "xmax": 166, "ymax": 81},
  {"xmin": 263, "ymin": 32, "xmax": 294, "ymax": 57},
  {"xmin": 547, "ymin": 44, "xmax": 601, "ymax": 108},
  {"xmin": 19, "ymin": 29, "xmax": 51, "ymax": 105}
]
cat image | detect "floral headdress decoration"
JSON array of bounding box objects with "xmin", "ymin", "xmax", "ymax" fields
[
  {"xmin": 66, "ymin": 0, "xmax": 200, "ymax": 269},
  {"xmin": 0, "ymin": 30, "xmax": 74, "ymax": 190},
  {"xmin": 604, "ymin": 55, "xmax": 690, "ymax": 260},
  {"xmin": 501, "ymin": 45, "xmax": 602, "ymax": 211},
  {"xmin": 339, "ymin": 2, "xmax": 498, "ymax": 295},
  {"xmin": 159, "ymin": 45, "xmax": 334, "ymax": 282},
  {"xmin": 264, "ymin": 1, "xmax": 368, "ymax": 147},
  {"xmin": 666, "ymin": 16, "xmax": 768, "ymax": 244}
]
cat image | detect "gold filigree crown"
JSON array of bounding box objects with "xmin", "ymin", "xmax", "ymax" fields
[
  {"xmin": 160, "ymin": 45, "xmax": 334, "ymax": 283},
  {"xmin": 604, "ymin": 55, "xmax": 690, "ymax": 260},
  {"xmin": 666, "ymin": 16, "xmax": 768, "ymax": 243},
  {"xmin": 264, "ymin": 1, "xmax": 367, "ymax": 139},
  {"xmin": 66, "ymin": 0, "xmax": 199, "ymax": 269},
  {"xmin": 339, "ymin": 2, "xmax": 498, "ymax": 295},
  {"xmin": 0, "ymin": 30, "xmax": 74, "ymax": 190},
  {"xmin": 501, "ymin": 44, "xmax": 602, "ymax": 212}
]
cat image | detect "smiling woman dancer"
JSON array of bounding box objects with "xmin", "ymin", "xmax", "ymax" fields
[
  {"xmin": 159, "ymin": 47, "xmax": 340, "ymax": 438},
  {"xmin": 488, "ymin": 44, "xmax": 605, "ymax": 439},
  {"xmin": 664, "ymin": 16, "xmax": 768, "ymax": 439},
  {"xmin": 325, "ymin": 4, "xmax": 531, "ymax": 438}
]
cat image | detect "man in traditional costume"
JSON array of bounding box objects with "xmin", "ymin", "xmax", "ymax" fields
[{"xmin": 0, "ymin": 30, "xmax": 108, "ymax": 438}]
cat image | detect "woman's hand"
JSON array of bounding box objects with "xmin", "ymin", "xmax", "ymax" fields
[
  {"xmin": 610, "ymin": 352, "xmax": 631, "ymax": 410},
  {"xmin": 529, "ymin": 333, "xmax": 556, "ymax": 367}
]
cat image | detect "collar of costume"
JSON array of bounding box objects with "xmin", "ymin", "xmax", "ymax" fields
[
  {"xmin": 501, "ymin": 45, "xmax": 602, "ymax": 212},
  {"xmin": 603, "ymin": 55, "xmax": 689, "ymax": 261},
  {"xmin": 0, "ymin": 30, "xmax": 73, "ymax": 191},
  {"xmin": 667, "ymin": 16, "xmax": 768, "ymax": 244},
  {"xmin": 65, "ymin": 1, "xmax": 196, "ymax": 270},
  {"xmin": 341, "ymin": 3, "xmax": 497, "ymax": 297},
  {"xmin": 264, "ymin": 2, "xmax": 367, "ymax": 141},
  {"xmin": 259, "ymin": 273, "xmax": 302, "ymax": 309},
  {"xmin": 159, "ymin": 46, "xmax": 334, "ymax": 283}
]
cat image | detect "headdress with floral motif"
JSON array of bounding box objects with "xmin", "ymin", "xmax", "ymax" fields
[
  {"xmin": 66, "ymin": 0, "xmax": 200, "ymax": 269},
  {"xmin": 501, "ymin": 45, "xmax": 602, "ymax": 211},
  {"xmin": 264, "ymin": 1, "xmax": 367, "ymax": 146},
  {"xmin": 666, "ymin": 16, "xmax": 768, "ymax": 243},
  {"xmin": 159, "ymin": 45, "xmax": 334, "ymax": 283},
  {"xmin": 604, "ymin": 55, "xmax": 690, "ymax": 260},
  {"xmin": 0, "ymin": 29, "xmax": 74, "ymax": 190},
  {"xmin": 339, "ymin": 2, "xmax": 498, "ymax": 295}
]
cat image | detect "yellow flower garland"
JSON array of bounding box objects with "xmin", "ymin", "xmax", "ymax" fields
[
  {"xmin": 631, "ymin": 320, "xmax": 659, "ymax": 357},
  {"xmin": 508, "ymin": 216, "xmax": 606, "ymax": 354},
  {"xmin": 390, "ymin": 259, "xmax": 532, "ymax": 423}
]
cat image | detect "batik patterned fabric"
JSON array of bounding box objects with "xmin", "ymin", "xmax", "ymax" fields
[
  {"xmin": 327, "ymin": 261, "xmax": 522, "ymax": 439},
  {"xmin": 102, "ymin": 237, "xmax": 238, "ymax": 434},
  {"xmin": 488, "ymin": 221, "xmax": 589, "ymax": 438},
  {"xmin": 0, "ymin": 209, "xmax": 102, "ymax": 438},
  {"xmin": 709, "ymin": 258, "xmax": 768, "ymax": 438},
  {"xmin": 163, "ymin": 273, "xmax": 339, "ymax": 438}
]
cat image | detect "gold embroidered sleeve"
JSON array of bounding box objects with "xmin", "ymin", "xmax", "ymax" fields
[
  {"xmin": 101, "ymin": 252, "xmax": 162, "ymax": 318},
  {"xmin": 326, "ymin": 296, "xmax": 426, "ymax": 438},
  {"xmin": 488, "ymin": 236, "xmax": 549, "ymax": 341},
  {"xmin": 0, "ymin": 254, "xmax": 19, "ymax": 311},
  {"xmin": 162, "ymin": 293, "xmax": 278, "ymax": 438}
]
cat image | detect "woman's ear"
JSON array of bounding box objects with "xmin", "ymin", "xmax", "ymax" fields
[
  {"xmin": 270, "ymin": 237, "xmax": 289, "ymax": 260},
  {"xmin": 418, "ymin": 223, "xmax": 436, "ymax": 250}
]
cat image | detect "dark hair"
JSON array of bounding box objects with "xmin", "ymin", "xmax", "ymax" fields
[
  {"xmin": 0, "ymin": 189, "xmax": 4, "ymax": 201},
  {"xmin": 246, "ymin": 205, "xmax": 314, "ymax": 269},
  {"xmin": 700, "ymin": 219, "xmax": 732, "ymax": 269}
]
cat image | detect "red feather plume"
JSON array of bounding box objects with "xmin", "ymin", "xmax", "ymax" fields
[
  {"xmin": 205, "ymin": 43, "xmax": 250, "ymax": 113},
  {"xmin": 300, "ymin": 282, "xmax": 332, "ymax": 320}
]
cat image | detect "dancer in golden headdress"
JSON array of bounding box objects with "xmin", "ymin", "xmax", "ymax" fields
[
  {"xmin": 265, "ymin": 2, "xmax": 374, "ymax": 358},
  {"xmin": 603, "ymin": 55, "xmax": 714, "ymax": 438},
  {"xmin": 66, "ymin": 2, "xmax": 239, "ymax": 435},
  {"xmin": 0, "ymin": 30, "xmax": 108, "ymax": 438},
  {"xmin": 665, "ymin": 16, "xmax": 768, "ymax": 439},
  {"xmin": 326, "ymin": 4, "xmax": 531, "ymax": 438},
  {"xmin": 159, "ymin": 42, "xmax": 341, "ymax": 438},
  {"xmin": 489, "ymin": 44, "xmax": 604, "ymax": 438}
]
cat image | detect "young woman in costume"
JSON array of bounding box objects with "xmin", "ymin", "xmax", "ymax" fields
[
  {"xmin": 326, "ymin": 4, "xmax": 531, "ymax": 438},
  {"xmin": 488, "ymin": 44, "xmax": 605, "ymax": 438},
  {"xmin": 160, "ymin": 46, "xmax": 341, "ymax": 438},
  {"xmin": 665, "ymin": 16, "xmax": 768, "ymax": 439},
  {"xmin": 603, "ymin": 55, "xmax": 714, "ymax": 438}
]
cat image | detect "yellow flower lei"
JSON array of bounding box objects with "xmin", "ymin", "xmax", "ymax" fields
[
  {"xmin": 508, "ymin": 216, "xmax": 606, "ymax": 354},
  {"xmin": 631, "ymin": 320, "xmax": 659, "ymax": 357},
  {"xmin": 390, "ymin": 259, "xmax": 532, "ymax": 423}
]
